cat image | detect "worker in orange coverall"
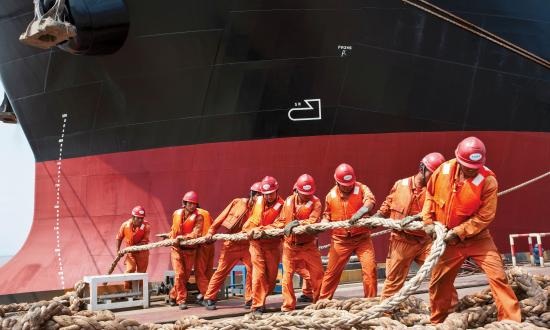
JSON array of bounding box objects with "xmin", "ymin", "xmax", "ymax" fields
[
  {"xmin": 270, "ymin": 174, "xmax": 324, "ymax": 311},
  {"xmin": 194, "ymin": 207, "xmax": 214, "ymax": 304},
  {"xmin": 423, "ymin": 137, "xmax": 520, "ymax": 324},
  {"xmin": 378, "ymin": 153, "xmax": 446, "ymax": 300},
  {"xmin": 116, "ymin": 205, "xmax": 151, "ymax": 290},
  {"xmin": 291, "ymin": 185, "xmax": 314, "ymax": 303},
  {"xmin": 243, "ymin": 176, "xmax": 284, "ymax": 314},
  {"xmin": 319, "ymin": 163, "xmax": 377, "ymax": 299},
  {"xmin": 295, "ymin": 263, "xmax": 313, "ymax": 302},
  {"xmin": 169, "ymin": 191, "xmax": 204, "ymax": 310},
  {"xmin": 203, "ymin": 182, "xmax": 262, "ymax": 310}
]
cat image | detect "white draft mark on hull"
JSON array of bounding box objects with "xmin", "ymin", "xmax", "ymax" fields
[{"xmin": 53, "ymin": 113, "xmax": 68, "ymax": 288}]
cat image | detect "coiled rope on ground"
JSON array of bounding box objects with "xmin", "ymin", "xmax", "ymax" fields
[{"xmin": 3, "ymin": 267, "xmax": 547, "ymax": 329}]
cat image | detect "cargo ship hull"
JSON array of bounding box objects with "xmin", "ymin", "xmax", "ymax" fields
[{"xmin": 0, "ymin": 0, "xmax": 548, "ymax": 294}]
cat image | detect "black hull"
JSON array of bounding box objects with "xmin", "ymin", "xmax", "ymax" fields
[{"xmin": 0, "ymin": 0, "xmax": 548, "ymax": 162}]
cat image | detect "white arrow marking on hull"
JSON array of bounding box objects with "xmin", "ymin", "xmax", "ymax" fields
[{"xmin": 288, "ymin": 99, "xmax": 322, "ymax": 121}]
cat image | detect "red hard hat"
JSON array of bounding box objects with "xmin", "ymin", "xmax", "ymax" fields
[
  {"xmin": 421, "ymin": 152, "xmax": 446, "ymax": 172},
  {"xmin": 455, "ymin": 136, "xmax": 486, "ymax": 169},
  {"xmin": 260, "ymin": 176, "xmax": 279, "ymax": 194},
  {"xmin": 334, "ymin": 163, "xmax": 356, "ymax": 186},
  {"xmin": 295, "ymin": 174, "xmax": 316, "ymax": 195},
  {"xmin": 131, "ymin": 205, "xmax": 146, "ymax": 218},
  {"xmin": 250, "ymin": 181, "xmax": 262, "ymax": 193},
  {"xmin": 182, "ymin": 190, "xmax": 199, "ymax": 204}
]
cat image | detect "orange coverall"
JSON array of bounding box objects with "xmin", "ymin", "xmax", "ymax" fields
[
  {"xmin": 379, "ymin": 176, "xmax": 431, "ymax": 299},
  {"xmin": 204, "ymin": 198, "xmax": 254, "ymax": 302},
  {"xmin": 194, "ymin": 208, "xmax": 215, "ymax": 296},
  {"xmin": 169, "ymin": 209, "xmax": 203, "ymax": 304},
  {"xmin": 319, "ymin": 182, "xmax": 377, "ymax": 299},
  {"xmin": 116, "ymin": 219, "xmax": 151, "ymax": 290},
  {"xmin": 295, "ymin": 264, "xmax": 313, "ymax": 297},
  {"xmin": 270, "ymin": 194, "xmax": 324, "ymax": 311},
  {"xmin": 423, "ymin": 159, "xmax": 520, "ymax": 323},
  {"xmin": 243, "ymin": 195, "xmax": 284, "ymax": 310}
]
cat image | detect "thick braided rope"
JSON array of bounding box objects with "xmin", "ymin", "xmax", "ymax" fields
[
  {"xmin": 312, "ymin": 230, "xmax": 398, "ymax": 251},
  {"xmin": 180, "ymin": 223, "xmax": 446, "ymax": 330},
  {"xmin": 3, "ymin": 260, "xmax": 550, "ymax": 329},
  {"xmin": 108, "ymin": 214, "xmax": 425, "ymax": 274},
  {"xmin": 185, "ymin": 267, "xmax": 548, "ymax": 330},
  {"xmin": 108, "ymin": 239, "xmax": 180, "ymax": 274},
  {"xmin": 497, "ymin": 170, "xmax": 550, "ymax": 197},
  {"xmin": 401, "ymin": 0, "xmax": 550, "ymax": 70}
]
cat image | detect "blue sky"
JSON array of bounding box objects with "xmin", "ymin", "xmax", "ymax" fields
[{"xmin": 0, "ymin": 81, "xmax": 35, "ymax": 258}]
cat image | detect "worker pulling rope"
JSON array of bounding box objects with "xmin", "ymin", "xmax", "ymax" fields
[{"xmin": 19, "ymin": 0, "xmax": 77, "ymax": 49}]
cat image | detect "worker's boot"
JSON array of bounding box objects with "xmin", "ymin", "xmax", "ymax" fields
[
  {"xmin": 244, "ymin": 300, "xmax": 252, "ymax": 310},
  {"xmin": 179, "ymin": 303, "xmax": 188, "ymax": 310},
  {"xmin": 251, "ymin": 306, "xmax": 265, "ymax": 315},
  {"xmin": 168, "ymin": 298, "xmax": 177, "ymax": 306},
  {"xmin": 297, "ymin": 295, "xmax": 313, "ymax": 303},
  {"xmin": 196, "ymin": 293, "xmax": 204, "ymax": 305},
  {"xmin": 205, "ymin": 300, "xmax": 217, "ymax": 310}
]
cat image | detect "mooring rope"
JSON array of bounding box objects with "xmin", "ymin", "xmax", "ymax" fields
[
  {"xmin": 108, "ymin": 214, "xmax": 425, "ymax": 275},
  {"xmin": 402, "ymin": 0, "xmax": 550, "ymax": 70}
]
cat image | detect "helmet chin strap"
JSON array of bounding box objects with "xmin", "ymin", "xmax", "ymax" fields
[{"xmin": 420, "ymin": 163, "xmax": 427, "ymax": 186}]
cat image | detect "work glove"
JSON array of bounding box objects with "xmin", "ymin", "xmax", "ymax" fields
[
  {"xmin": 204, "ymin": 233, "xmax": 214, "ymax": 243},
  {"xmin": 349, "ymin": 206, "xmax": 369, "ymax": 225},
  {"xmin": 444, "ymin": 229, "xmax": 459, "ymax": 243},
  {"xmin": 401, "ymin": 215, "xmax": 420, "ymax": 229},
  {"xmin": 423, "ymin": 224, "xmax": 436, "ymax": 240},
  {"xmin": 284, "ymin": 220, "xmax": 300, "ymax": 237},
  {"xmin": 173, "ymin": 235, "xmax": 186, "ymax": 247},
  {"xmin": 248, "ymin": 229, "xmax": 261, "ymax": 240},
  {"xmin": 304, "ymin": 224, "xmax": 320, "ymax": 235}
]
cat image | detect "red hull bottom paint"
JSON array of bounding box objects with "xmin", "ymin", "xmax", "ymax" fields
[{"xmin": 0, "ymin": 131, "xmax": 548, "ymax": 294}]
